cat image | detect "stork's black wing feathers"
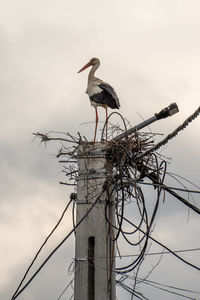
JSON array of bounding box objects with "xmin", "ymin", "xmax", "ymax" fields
[{"xmin": 98, "ymin": 83, "xmax": 120, "ymax": 109}]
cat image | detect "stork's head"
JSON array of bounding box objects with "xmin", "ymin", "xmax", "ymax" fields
[{"xmin": 78, "ymin": 57, "xmax": 100, "ymax": 73}]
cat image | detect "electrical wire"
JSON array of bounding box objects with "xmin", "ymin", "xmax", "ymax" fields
[
  {"xmin": 152, "ymin": 178, "xmax": 200, "ymax": 215},
  {"xmin": 107, "ymin": 147, "xmax": 165, "ymax": 274},
  {"xmin": 114, "ymin": 247, "xmax": 200, "ymax": 258},
  {"xmin": 135, "ymin": 276, "xmax": 200, "ymax": 296},
  {"xmin": 136, "ymin": 181, "xmax": 200, "ymax": 194},
  {"xmin": 101, "ymin": 111, "xmax": 128, "ymax": 142},
  {"xmin": 138, "ymin": 278, "xmax": 196, "ymax": 300},
  {"xmin": 135, "ymin": 106, "xmax": 200, "ymax": 161},
  {"xmin": 75, "ymin": 254, "xmax": 200, "ymax": 299},
  {"xmin": 11, "ymin": 189, "xmax": 105, "ymax": 300},
  {"xmin": 103, "ymin": 120, "xmax": 200, "ymax": 277},
  {"xmin": 11, "ymin": 197, "xmax": 73, "ymax": 299},
  {"xmin": 121, "ymin": 273, "xmax": 198, "ymax": 300},
  {"xmin": 166, "ymin": 171, "xmax": 200, "ymax": 191},
  {"xmin": 116, "ymin": 280, "xmax": 149, "ymax": 300},
  {"xmin": 57, "ymin": 279, "xmax": 74, "ymax": 300},
  {"xmin": 116, "ymin": 213, "xmax": 200, "ymax": 272}
]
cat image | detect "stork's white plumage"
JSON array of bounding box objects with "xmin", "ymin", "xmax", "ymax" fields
[{"xmin": 78, "ymin": 57, "xmax": 120, "ymax": 142}]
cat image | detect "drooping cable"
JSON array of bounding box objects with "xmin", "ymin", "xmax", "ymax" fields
[
  {"xmin": 135, "ymin": 106, "xmax": 200, "ymax": 161},
  {"xmin": 11, "ymin": 189, "xmax": 105, "ymax": 300},
  {"xmin": 116, "ymin": 213, "xmax": 200, "ymax": 272},
  {"xmin": 11, "ymin": 197, "xmax": 73, "ymax": 299}
]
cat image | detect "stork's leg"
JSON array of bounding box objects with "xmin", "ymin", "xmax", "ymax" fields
[
  {"xmin": 105, "ymin": 106, "xmax": 108, "ymax": 142},
  {"xmin": 94, "ymin": 107, "xmax": 98, "ymax": 142}
]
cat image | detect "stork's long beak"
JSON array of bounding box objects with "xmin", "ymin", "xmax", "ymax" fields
[{"xmin": 78, "ymin": 61, "xmax": 92, "ymax": 73}]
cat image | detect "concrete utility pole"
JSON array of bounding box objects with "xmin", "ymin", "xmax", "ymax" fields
[
  {"xmin": 74, "ymin": 103, "xmax": 179, "ymax": 300},
  {"xmin": 74, "ymin": 142, "xmax": 116, "ymax": 300}
]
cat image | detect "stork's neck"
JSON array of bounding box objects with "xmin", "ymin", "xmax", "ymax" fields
[{"xmin": 88, "ymin": 63, "xmax": 100, "ymax": 83}]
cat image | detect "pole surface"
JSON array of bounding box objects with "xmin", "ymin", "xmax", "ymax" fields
[{"xmin": 74, "ymin": 142, "xmax": 116, "ymax": 300}]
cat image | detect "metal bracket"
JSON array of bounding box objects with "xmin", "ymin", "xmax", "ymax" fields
[
  {"xmin": 78, "ymin": 168, "xmax": 106, "ymax": 175},
  {"xmin": 76, "ymin": 173, "xmax": 109, "ymax": 181},
  {"xmin": 77, "ymin": 148, "xmax": 106, "ymax": 158},
  {"xmin": 75, "ymin": 258, "xmax": 88, "ymax": 262},
  {"xmin": 76, "ymin": 168, "xmax": 108, "ymax": 181}
]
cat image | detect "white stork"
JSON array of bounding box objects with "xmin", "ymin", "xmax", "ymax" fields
[{"xmin": 78, "ymin": 57, "xmax": 120, "ymax": 142}]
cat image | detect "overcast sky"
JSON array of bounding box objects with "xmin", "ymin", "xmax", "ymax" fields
[{"xmin": 1, "ymin": 1, "xmax": 200, "ymax": 299}]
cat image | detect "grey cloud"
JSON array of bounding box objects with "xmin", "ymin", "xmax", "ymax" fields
[{"xmin": 1, "ymin": 1, "xmax": 200, "ymax": 299}]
